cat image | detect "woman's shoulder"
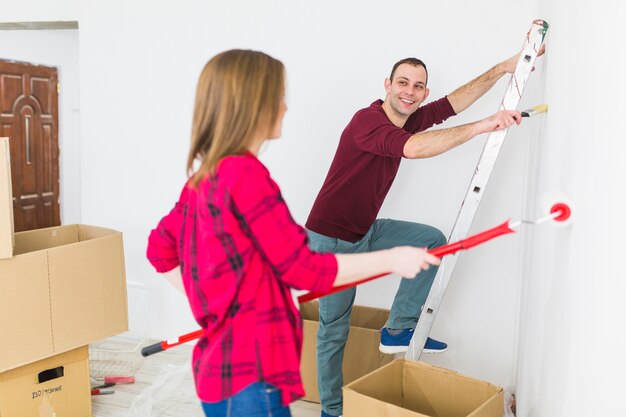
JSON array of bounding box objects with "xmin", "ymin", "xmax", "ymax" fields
[
  {"xmin": 218, "ymin": 152, "xmax": 268, "ymax": 176},
  {"xmin": 212, "ymin": 153, "xmax": 274, "ymax": 196}
]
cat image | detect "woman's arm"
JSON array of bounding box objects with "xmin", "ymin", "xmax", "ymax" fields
[{"xmin": 334, "ymin": 246, "xmax": 440, "ymax": 287}]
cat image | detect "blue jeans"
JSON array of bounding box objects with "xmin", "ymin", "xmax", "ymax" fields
[
  {"xmin": 201, "ymin": 382, "xmax": 291, "ymax": 417},
  {"xmin": 308, "ymin": 219, "xmax": 446, "ymax": 416}
]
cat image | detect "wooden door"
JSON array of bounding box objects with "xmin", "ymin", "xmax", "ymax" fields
[{"xmin": 0, "ymin": 60, "xmax": 60, "ymax": 232}]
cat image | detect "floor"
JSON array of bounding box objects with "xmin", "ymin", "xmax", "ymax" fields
[{"xmin": 90, "ymin": 334, "xmax": 321, "ymax": 417}]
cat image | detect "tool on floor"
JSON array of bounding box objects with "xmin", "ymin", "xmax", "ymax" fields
[
  {"xmin": 91, "ymin": 382, "xmax": 115, "ymax": 390},
  {"xmin": 91, "ymin": 389, "xmax": 115, "ymax": 396},
  {"xmin": 91, "ymin": 375, "xmax": 135, "ymax": 385},
  {"xmin": 140, "ymin": 200, "xmax": 571, "ymax": 357}
]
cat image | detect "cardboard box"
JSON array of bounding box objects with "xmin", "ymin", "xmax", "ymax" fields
[
  {"xmin": 300, "ymin": 301, "xmax": 394, "ymax": 402},
  {"xmin": 0, "ymin": 346, "xmax": 91, "ymax": 417},
  {"xmin": 0, "ymin": 224, "xmax": 128, "ymax": 372},
  {"xmin": 344, "ymin": 359, "xmax": 504, "ymax": 417},
  {"xmin": 0, "ymin": 138, "xmax": 14, "ymax": 259}
]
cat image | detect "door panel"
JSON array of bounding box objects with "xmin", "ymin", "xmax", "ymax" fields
[{"xmin": 0, "ymin": 60, "xmax": 60, "ymax": 232}]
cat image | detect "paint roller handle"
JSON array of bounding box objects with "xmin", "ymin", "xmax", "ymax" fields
[
  {"xmin": 298, "ymin": 221, "xmax": 515, "ymax": 304},
  {"xmin": 141, "ymin": 342, "xmax": 165, "ymax": 357},
  {"xmin": 144, "ymin": 222, "xmax": 519, "ymax": 355},
  {"xmin": 142, "ymin": 329, "xmax": 205, "ymax": 356},
  {"xmin": 429, "ymin": 221, "xmax": 515, "ymax": 257}
]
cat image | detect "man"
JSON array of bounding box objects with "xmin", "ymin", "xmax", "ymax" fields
[{"xmin": 306, "ymin": 50, "xmax": 538, "ymax": 417}]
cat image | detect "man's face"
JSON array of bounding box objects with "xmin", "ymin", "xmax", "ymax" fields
[{"xmin": 384, "ymin": 64, "xmax": 430, "ymax": 118}]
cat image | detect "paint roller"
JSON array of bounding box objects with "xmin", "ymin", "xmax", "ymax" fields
[
  {"xmin": 299, "ymin": 198, "xmax": 572, "ymax": 303},
  {"xmin": 141, "ymin": 197, "xmax": 572, "ymax": 357}
]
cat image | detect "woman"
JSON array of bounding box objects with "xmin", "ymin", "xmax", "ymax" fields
[{"xmin": 147, "ymin": 49, "xmax": 439, "ymax": 417}]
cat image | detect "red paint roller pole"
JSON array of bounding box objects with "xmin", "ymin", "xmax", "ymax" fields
[
  {"xmin": 141, "ymin": 329, "xmax": 204, "ymax": 356},
  {"xmin": 297, "ymin": 220, "xmax": 516, "ymax": 304},
  {"xmin": 141, "ymin": 203, "xmax": 571, "ymax": 357},
  {"xmin": 141, "ymin": 222, "xmax": 514, "ymax": 357}
]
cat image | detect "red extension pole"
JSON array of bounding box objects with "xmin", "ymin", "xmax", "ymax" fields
[{"xmin": 142, "ymin": 220, "xmax": 515, "ymax": 357}]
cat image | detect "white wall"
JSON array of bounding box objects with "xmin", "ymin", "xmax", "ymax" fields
[
  {"xmin": 5, "ymin": 1, "xmax": 625, "ymax": 415},
  {"xmin": 6, "ymin": 0, "xmax": 538, "ymax": 387},
  {"xmin": 515, "ymin": 2, "xmax": 626, "ymax": 416},
  {"xmin": 0, "ymin": 29, "xmax": 81, "ymax": 224},
  {"xmin": 74, "ymin": 5, "xmax": 540, "ymax": 393}
]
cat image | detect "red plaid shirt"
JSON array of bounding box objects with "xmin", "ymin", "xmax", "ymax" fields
[{"xmin": 147, "ymin": 153, "xmax": 337, "ymax": 405}]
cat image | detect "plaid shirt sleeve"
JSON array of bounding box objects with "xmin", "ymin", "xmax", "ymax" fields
[
  {"xmin": 227, "ymin": 158, "xmax": 337, "ymax": 293},
  {"xmin": 146, "ymin": 186, "xmax": 189, "ymax": 273}
]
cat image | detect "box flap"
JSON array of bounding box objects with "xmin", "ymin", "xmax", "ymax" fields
[
  {"xmin": 1, "ymin": 225, "xmax": 128, "ymax": 372},
  {"xmin": 49, "ymin": 232, "xmax": 128, "ymax": 352},
  {"xmin": 0, "ymin": 252, "xmax": 54, "ymax": 372},
  {"xmin": 350, "ymin": 304, "xmax": 389, "ymax": 329},
  {"xmin": 344, "ymin": 359, "xmax": 503, "ymax": 417},
  {"xmin": 345, "ymin": 359, "xmax": 404, "ymax": 404},
  {"xmin": 403, "ymin": 360, "xmax": 501, "ymax": 417},
  {"xmin": 0, "ymin": 346, "xmax": 87, "ymax": 382},
  {"xmin": 300, "ymin": 301, "xmax": 319, "ymax": 321},
  {"xmin": 13, "ymin": 224, "xmax": 80, "ymax": 255},
  {"xmin": 300, "ymin": 301, "xmax": 394, "ymax": 403},
  {"xmin": 467, "ymin": 390, "xmax": 504, "ymax": 417},
  {"xmin": 12, "ymin": 224, "xmax": 124, "ymax": 255},
  {"xmin": 77, "ymin": 224, "xmax": 123, "ymax": 241},
  {"xmin": 344, "ymin": 360, "xmax": 423, "ymax": 417},
  {"xmin": 0, "ymin": 137, "xmax": 14, "ymax": 259},
  {"xmin": 300, "ymin": 301, "xmax": 389, "ymax": 330}
]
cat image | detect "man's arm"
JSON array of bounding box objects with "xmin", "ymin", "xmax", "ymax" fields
[
  {"xmin": 403, "ymin": 110, "xmax": 521, "ymax": 159},
  {"xmin": 447, "ymin": 45, "xmax": 545, "ymax": 114}
]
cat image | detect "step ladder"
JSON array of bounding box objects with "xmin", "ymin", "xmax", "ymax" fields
[{"xmin": 407, "ymin": 19, "xmax": 549, "ymax": 360}]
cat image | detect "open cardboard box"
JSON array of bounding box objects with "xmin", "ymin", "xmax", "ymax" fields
[
  {"xmin": 344, "ymin": 359, "xmax": 504, "ymax": 417},
  {"xmin": 0, "ymin": 346, "xmax": 91, "ymax": 417},
  {"xmin": 0, "ymin": 136, "xmax": 128, "ymax": 372},
  {"xmin": 300, "ymin": 301, "xmax": 394, "ymax": 402},
  {"xmin": 0, "ymin": 224, "xmax": 129, "ymax": 372}
]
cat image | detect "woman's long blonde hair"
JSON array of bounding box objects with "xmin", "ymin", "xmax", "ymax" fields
[{"xmin": 187, "ymin": 49, "xmax": 285, "ymax": 187}]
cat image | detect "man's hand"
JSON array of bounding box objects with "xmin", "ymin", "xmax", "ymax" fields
[
  {"xmin": 474, "ymin": 110, "xmax": 522, "ymax": 135},
  {"xmin": 500, "ymin": 44, "xmax": 546, "ymax": 74},
  {"xmin": 448, "ymin": 44, "xmax": 545, "ymax": 114}
]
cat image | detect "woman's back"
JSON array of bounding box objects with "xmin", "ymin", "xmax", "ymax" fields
[{"xmin": 148, "ymin": 152, "xmax": 337, "ymax": 404}]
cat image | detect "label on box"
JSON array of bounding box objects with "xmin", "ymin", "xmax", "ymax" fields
[{"xmin": 32, "ymin": 384, "xmax": 64, "ymax": 400}]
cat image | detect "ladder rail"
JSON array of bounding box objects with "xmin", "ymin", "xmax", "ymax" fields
[{"xmin": 408, "ymin": 20, "xmax": 549, "ymax": 360}]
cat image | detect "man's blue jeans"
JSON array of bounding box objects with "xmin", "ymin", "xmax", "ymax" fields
[
  {"xmin": 307, "ymin": 219, "xmax": 446, "ymax": 416},
  {"xmin": 201, "ymin": 382, "xmax": 291, "ymax": 417}
]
